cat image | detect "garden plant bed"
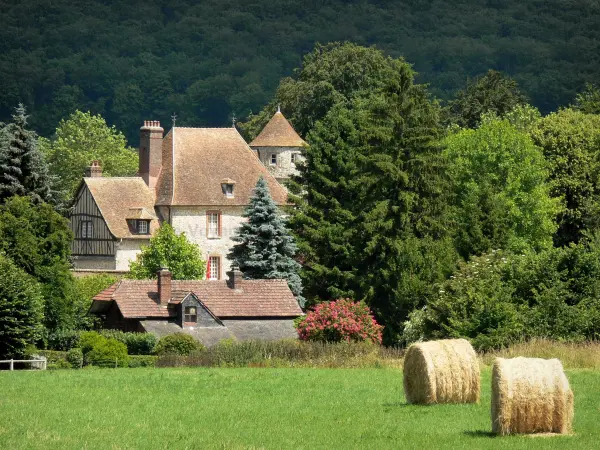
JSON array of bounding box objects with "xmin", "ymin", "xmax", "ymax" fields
[{"xmin": 1, "ymin": 367, "xmax": 599, "ymax": 449}]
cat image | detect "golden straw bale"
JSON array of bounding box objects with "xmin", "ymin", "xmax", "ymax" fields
[
  {"xmin": 403, "ymin": 338, "xmax": 480, "ymax": 404},
  {"xmin": 491, "ymin": 357, "xmax": 574, "ymax": 436}
]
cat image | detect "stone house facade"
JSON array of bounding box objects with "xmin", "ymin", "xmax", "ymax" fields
[{"xmin": 70, "ymin": 110, "xmax": 303, "ymax": 277}]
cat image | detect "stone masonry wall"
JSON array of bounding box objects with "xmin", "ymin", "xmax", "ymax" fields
[
  {"xmin": 254, "ymin": 146, "xmax": 304, "ymax": 182},
  {"xmin": 115, "ymin": 239, "xmax": 148, "ymax": 271},
  {"xmin": 170, "ymin": 206, "xmax": 246, "ymax": 277}
]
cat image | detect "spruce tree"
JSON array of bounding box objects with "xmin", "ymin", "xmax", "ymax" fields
[
  {"xmin": 228, "ymin": 177, "xmax": 304, "ymax": 307},
  {"xmin": 0, "ymin": 104, "xmax": 57, "ymax": 205}
]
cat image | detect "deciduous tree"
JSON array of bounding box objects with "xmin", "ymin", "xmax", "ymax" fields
[{"xmin": 128, "ymin": 224, "xmax": 206, "ymax": 280}]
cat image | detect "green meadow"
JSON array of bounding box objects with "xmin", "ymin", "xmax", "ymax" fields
[{"xmin": 1, "ymin": 368, "xmax": 599, "ymax": 449}]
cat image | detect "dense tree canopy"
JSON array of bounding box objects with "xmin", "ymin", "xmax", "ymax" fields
[
  {"xmin": 0, "ymin": 105, "xmax": 58, "ymax": 205},
  {"xmin": 2, "ymin": 0, "xmax": 600, "ymax": 142},
  {"xmin": 40, "ymin": 111, "xmax": 138, "ymax": 197},
  {"xmin": 445, "ymin": 117, "xmax": 559, "ymax": 257},
  {"xmin": 289, "ymin": 44, "xmax": 458, "ymax": 343},
  {"xmin": 530, "ymin": 109, "xmax": 600, "ymax": 246},
  {"xmin": 445, "ymin": 70, "xmax": 528, "ymax": 128},
  {"xmin": 0, "ymin": 196, "xmax": 87, "ymax": 334},
  {"xmin": 128, "ymin": 224, "xmax": 206, "ymax": 280},
  {"xmin": 0, "ymin": 253, "xmax": 44, "ymax": 358}
]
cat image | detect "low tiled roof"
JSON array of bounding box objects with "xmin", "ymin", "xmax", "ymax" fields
[
  {"xmin": 155, "ymin": 127, "xmax": 288, "ymax": 206},
  {"xmin": 92, "ymin": 279, "xmax": 302, "ymax": 319},
  {"xmin": 84, "ymin": 177, "xmax": 159, "ymax": 239},
  {"xmin": 249, "ymin": 111, "xmax": 307, "ymax": 148}
]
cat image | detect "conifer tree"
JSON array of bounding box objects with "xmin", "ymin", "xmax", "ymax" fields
[
  {"xmin": 228, "ymin": 177, "xmax": 304, "ymax": 307},
  {"xmin": 0, "ymin": 105, "xmax": 57, "ymax": 205}
]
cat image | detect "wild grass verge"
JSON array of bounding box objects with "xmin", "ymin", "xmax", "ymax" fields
[
  {"xmin": 479, "ymin": 339, "xmax": 600, "ymax": 369},
  {"xmin": 156, "ymin": 339, "xmax": 404, "ymax": 368}
]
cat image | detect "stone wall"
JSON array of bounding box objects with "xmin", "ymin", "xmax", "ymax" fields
[
  {"xmin": 170, "ymin": 205, "xmax": 246, "ymax": 277},
  {"xmin": 253, "ymin": 146, "xmax": 304, "ymax": 182},
  {"xmin": 115, "ymin": 239, "xmax": 148, "ymax": 271},
  {"xmin": 72, "ymin": 255, "xmax": 117, "ymax": 271}
]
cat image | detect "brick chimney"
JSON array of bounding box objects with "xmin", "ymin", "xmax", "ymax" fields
[
  {"xmin": 157, "ymin": 267, "xmax": 172, "ymax": 306},
  {"xmin": 227, "ymin": 267, "xmax": 244, "ymax": 290},
  {"xmin": 86, "ymin": 160, "xmax": 102, "ymax": 177},
  {"xmin": 139, "ymin": 120, "xmax": 164, "ymax": 189}
]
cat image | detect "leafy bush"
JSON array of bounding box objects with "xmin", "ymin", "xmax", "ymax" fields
[
  {"xmin": 296, "ymin": 299, "xmax": 383, "ymax": 344},
  {"xmin": 87, "ymin": 338, "xmax": 129, "ymax": 367},
  {"xmin": 154, "ymin": 333, "xmax": 204, "ymax": 356},
  {"xmin": 66, "ymin": 348, "xmax": 83, "ymax": 369},
  {"xmin": 99, "ymin": 330, "xmax": 157, "ymax": 355},
  {"xmin": 405, "ymin": 242, "xmax": 600, "ymax": 350},
  {"xmin": 79, "ymin": 331, "xmax": 104, "ymax": 354},
  {"xmin": 128, "ymin": 355, "xmax": 158, "ymax": 368},
  {"xmin": 46, "ymin": 329, "xmax": 80, "ymax": 351}
]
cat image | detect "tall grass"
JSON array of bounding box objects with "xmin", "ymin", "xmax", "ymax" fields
[
  {"xmin": 480, "ymin": 339, "xmax": 600, "ymax": 369},
  {"xmin": 156, "ymin": 339, "xmax": 404, "ymax": 368}
]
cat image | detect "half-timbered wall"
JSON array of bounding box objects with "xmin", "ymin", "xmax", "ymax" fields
[{"xmin": 70, "ymin": 184, "xmax": 116, "ymax": 256}]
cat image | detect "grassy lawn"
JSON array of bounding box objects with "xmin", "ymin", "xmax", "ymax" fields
[{"xmin": 1, "ymin": 368, "xmax": 599, "ymax": 449}]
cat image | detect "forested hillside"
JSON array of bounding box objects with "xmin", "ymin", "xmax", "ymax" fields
[{"xmin": 3, "ymin": 0, "xmax": 600, "ymax": 142}]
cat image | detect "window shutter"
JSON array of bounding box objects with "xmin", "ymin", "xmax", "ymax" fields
[
  {"xmin": 218, "ymin": 212, "xmax": 222, "ymax": 237},
  {"xmin": 205, "ymin": 211, "xmax": 209, "ymax": 237}
]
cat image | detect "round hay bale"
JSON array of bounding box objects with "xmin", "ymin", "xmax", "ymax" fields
[
  {"xmin": 491, "ymin": 357, "xmax": 574, "ymax": 436},
  {"xmin": 403, "ymin": 338, "xmax": 480, "ymax": 404}
]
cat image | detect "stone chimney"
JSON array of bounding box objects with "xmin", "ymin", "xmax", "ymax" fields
[
  {"xmin": 227, "ymin": 267, "xmax": 244, "ymax": 290},
  {"xmin": 86, "ymin": 160, "xmax": 102, "ymax": 177},
  {"xmin": 157, "ymin": 267, "xmax": 172, "ymax": 306},
  {"xmin": 139, "ymin": 120, "xmax": 164, "ymax": 189}
]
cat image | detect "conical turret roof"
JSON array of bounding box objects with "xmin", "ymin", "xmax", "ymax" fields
[{"xmin": 249, "ymin": 109, "xmax": 307, "ymax": 147}]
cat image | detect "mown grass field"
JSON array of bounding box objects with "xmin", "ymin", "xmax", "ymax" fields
[{"xmin": 1, "ymin": 367, "xmax": 599, "ymax": 449}]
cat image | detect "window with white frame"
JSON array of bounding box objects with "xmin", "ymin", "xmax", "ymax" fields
[
  {"xmin": 137, "ymin": 220, "xmax": 149, "ymax": 234},
  {"xmin": 209, "ymin": 256, "xmax": 220, "ymax": 280},
  {"xmin": 207, "ymin": 212, "xmax": 221, "ymax": 238},
  {"xmin": 270, "ymin": 153, "xmax": 277, "ymax": 165},
  {"xmin": 80, "ymin": 221, "xmax": 93, "ymax": 239}
]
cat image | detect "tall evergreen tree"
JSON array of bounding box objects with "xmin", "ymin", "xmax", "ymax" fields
[
  {"xmin": 287, "ymin": 44, "xmax": 459, "ymax": 343},
  {"xmin": 0, "ymin": 105, "xmax": 57, "ymax": 205},
  {"xmin": 228, "ymin": 177, "xmax": 304, "ymax": 307}
]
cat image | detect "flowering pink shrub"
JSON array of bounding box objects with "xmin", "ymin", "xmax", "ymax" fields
[{"xmin": 296, "ymin": 299, "xmax": 383, "ymax": 344}]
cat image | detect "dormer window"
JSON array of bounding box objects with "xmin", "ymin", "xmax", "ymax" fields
[
  {"xmin": 221, "ymin": 178, "xmax": 236, "ymax": 198},
  {"xmin": 184, "ymin": 306, "xmax": 197, "ymax": 324},
  {"xmin": 137, "ymin": 220, "xmax": 149, "ymax": 234}
]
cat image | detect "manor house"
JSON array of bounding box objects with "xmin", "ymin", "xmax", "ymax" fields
[{"xmin": 69, "ymin": 110, "xmax": 306, "ymax": 277}]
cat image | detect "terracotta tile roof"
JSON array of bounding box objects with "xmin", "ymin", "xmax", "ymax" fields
[
  {"xmin": 92, "ymin": 279, "xmax": 302, "ymax": 319},
  {"xmin": 249, "ymin": 111, "xmax": 307, "ymax": 148},
  {"xmin": 155, "ymin": 127, "xmax": 288, "ymax": 206},
  {"xmin": 84, "ymin": 177, "xmax": 159, "ymax": 239}
]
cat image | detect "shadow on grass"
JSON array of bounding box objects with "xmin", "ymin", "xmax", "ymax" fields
[{"xmin": 463, "ymin": 430, "xmax": 496, "ymax": 438}]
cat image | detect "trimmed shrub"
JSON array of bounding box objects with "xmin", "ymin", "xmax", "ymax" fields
[
  {"xmin": 154, "ymin": 333, "xmax": 204, "ymax": 356},
  {"xmin": 79, "ymin": 331, "xmax": 104, "ymax": 354},
  {"xmin": 66, "ymin": 348, "xmax": 83, "ymax": 369},
  {"xmin": 296, "ymin": 299, "xmax": 383, "ymax": 344},
  {"xmin": 87, "ymin": 338, "xmax": 128, "ymax": 367},
  {"xmin": 99, "ymin": 330, "xmax": 157, "ymax": 355}
]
